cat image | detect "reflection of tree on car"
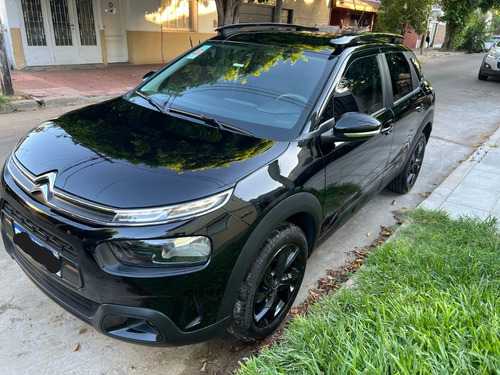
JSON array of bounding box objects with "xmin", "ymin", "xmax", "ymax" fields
[
  {"xmin": 55, "ymin": 99, "xmax": 275, "ymax": 172},
  {"xmin": 141, "ymin": 32, "xmax": 335, "ymax": 104}
]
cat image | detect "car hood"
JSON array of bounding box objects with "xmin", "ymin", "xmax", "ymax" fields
[{"xmin": 13, "ymin": 98, "xmax": 285, "ymax": 208}]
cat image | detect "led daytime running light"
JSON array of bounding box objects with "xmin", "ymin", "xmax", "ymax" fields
[{"xmin": 112, "ymin": 189, "xmax": 233, "ymax": 224}]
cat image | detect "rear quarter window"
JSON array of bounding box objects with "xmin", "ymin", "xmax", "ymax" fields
[
  {"xmin": 409, "ymin": 56, "xmax": 424, "ymax": 82},
  {"xmin": 385, "ymin": 52, "xmax": 413, "ymax": 102}
]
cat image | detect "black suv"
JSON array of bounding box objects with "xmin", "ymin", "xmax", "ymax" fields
[{"xmin": 0, "ymin": 24, "xmax": 434, "ymax": 346}]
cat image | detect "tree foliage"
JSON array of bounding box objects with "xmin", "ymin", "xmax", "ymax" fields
[
  {"xmin": 377, "ymin": 0, "xmax": 434, "ymax": 35},
  {"xmin": 440, "ymin": 0, "xmax": 500, "ymax": 50},
  {"xmin": 460, "ymin": 10, "xmax": 490, "ymax": 53}
]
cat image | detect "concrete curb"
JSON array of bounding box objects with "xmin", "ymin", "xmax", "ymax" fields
[
  {"xmin": 414, "ymin": 50, "xmax": 466, "ymax": 60},
  {"xmin": 0, "ymin": 94, "xmax": 118, "ymax": 114}
]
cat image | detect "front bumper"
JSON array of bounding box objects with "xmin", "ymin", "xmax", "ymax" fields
[
  {"xmin": 1, "ymin": 163, "xmax": 249, "ymax": 346},
  {"xmin": 480, "ymin": 57, "xmax": 500, "ymax": 77}
]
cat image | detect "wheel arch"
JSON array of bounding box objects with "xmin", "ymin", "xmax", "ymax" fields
[{"xmin": 216, "ymin": 192, "xmax": 322, "ymax": 322}]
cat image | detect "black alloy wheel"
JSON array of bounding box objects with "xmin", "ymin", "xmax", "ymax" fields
[
  {"xmin": 230, "ymin": 222, "xmax": 307, "ymax": 341},
  {"xmin": 387, "ymin": 133, "xmax": 427, "ymax": 194}
]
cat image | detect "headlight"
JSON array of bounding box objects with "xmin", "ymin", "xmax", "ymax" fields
[
  {"xmin": 487, "ymin": 51, "xmax": 500, "ymax": 59},
  {"xmin": 111, "ymin": 189, "xmax": 233, "ymax": 225},
  {"xmin": 107, "ymin": 236, "xmax": 211, "ymax": 267}
]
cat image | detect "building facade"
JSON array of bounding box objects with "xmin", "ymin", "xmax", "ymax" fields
[
  {"xmin": 0, "ymin": 0, "xmax": 331, "ymax": 70},
  {"xmin": 330, "ymin": 0, "xmax": 380, "ymax": 32}
]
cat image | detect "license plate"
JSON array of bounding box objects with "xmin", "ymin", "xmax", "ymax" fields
[{"xmin": 13, "ymin": 222, "xmax": 62, "ymax": 276}]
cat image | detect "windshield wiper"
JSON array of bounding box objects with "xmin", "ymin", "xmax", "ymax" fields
[
  {"xmin": 168, "ymin": 107, "xmax": 253, "ymax": 137},
  {"xmin": 134, "ymin": 91, "xmax": 167, "ymax": 115}
]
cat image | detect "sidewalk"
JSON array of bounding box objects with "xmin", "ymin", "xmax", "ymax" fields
[
  {"xmin": 3, "ymin": 63, "xmax": 163, "ymax": 112},
  {"xmin": 420, "ymin": 126, "xmax": 500, "ymax": 228}
]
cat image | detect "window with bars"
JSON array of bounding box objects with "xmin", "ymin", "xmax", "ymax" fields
[
  {"xmin": 50, "ymin": 0, "xmax": 73, "ymax": 46},
  {"xmin": 76, "ymin": 0, "xmax": 97, "ymax": 46},
  {"xmin": 21, "ymin": 0, "xmax": 47, "ymax": 46}
]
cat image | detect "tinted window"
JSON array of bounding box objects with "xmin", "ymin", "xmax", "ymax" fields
[
  {"xmin": 386, "ymin": 52, "xmax": 413, "ymax": 101},
  {"xmin": 324, "ymin": 55, "xmax": 383, "ymax": 120}
]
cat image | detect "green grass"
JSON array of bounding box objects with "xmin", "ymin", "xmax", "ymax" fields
[
  {"xmin": 0, "ymin": 94, "xmax": 11, "ymax": 108},
  {"xmin": 237, "ymin": 209, "xmax": 500, "ymax": 374}
]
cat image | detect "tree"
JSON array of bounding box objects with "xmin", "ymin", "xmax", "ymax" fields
[
  {"xmin": 215, "ymin": 0, "xmax": 244, "ymax": 27},
  {"xmin": 215, "ymin": 0, "xmax": 285, "ymax": 27},
  {"xmin": 440, "ymin": 0, "xmax": 500, "ymax": 50},
  {"xmin": 377, "ymin": 0, "xmax": 434, "ymax": 36}
]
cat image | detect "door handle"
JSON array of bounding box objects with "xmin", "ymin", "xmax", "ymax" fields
[
  {"xmin": 414, "ymin": 104, "xmax": 423, "ymax": 112},
  {"xmin": 381, "ymin": 120, "xmax": 394, "ymax": 135}
]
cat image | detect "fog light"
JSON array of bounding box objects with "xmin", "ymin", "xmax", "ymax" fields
[{"xmin": 108, "ymin": 236, "xmax": 211, "ymax": 267}]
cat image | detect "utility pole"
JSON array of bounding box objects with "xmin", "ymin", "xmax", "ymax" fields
[{"xmin": 0, "ymin": 15, "xmax": 14, "ymax": 96}]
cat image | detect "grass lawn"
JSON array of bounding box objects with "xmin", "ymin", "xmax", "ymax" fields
[{"xmin": 237, "ymin": 209, "xmax": 500, "ymax": 374}]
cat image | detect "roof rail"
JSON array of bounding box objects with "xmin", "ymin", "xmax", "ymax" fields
[
  {"xmin": 330, "ymin": 32, "xmax": 404, "ymax": 47},
  {"xmin": 216, "ymin": 23, "xmax": 319, "ymax": 39}
]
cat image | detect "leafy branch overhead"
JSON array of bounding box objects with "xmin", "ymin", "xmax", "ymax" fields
[
  {"xmin": 440, "ymin": 0, "xmax": 500, "ymax": 50},
  {"xmin": 377, "ymin": 0, "xmax": 434, "ymax": 35}
]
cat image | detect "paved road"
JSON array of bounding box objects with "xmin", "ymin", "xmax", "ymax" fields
[{"xmin": 0, "ymin": 52, "xmax": 499, "ymax": 375}]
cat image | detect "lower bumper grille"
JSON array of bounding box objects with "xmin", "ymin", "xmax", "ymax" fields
[{"xmin": 1, "ymin": 201, "xmax": 99, "ymax": 320}]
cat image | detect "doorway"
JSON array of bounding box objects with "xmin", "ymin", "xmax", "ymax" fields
[
  {"xmin": 20, "ymin": 0, "xmax": 103, "ymax": 66},
  {"xmin": 101, "ymin": 0, "xmax": 128, "ymax": 63}
]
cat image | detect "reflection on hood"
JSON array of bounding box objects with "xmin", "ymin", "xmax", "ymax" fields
[{"xmin": 54, "ymin": 98, "xmax": 275, "ymax": 172}]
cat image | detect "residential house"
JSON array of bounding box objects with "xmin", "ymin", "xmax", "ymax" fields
[
  {"xmin": 330, "ymin": 0, "xmax": 380, "ymax": 32},
  {"xmin": 0, "ymin": 0, "xmax": 332, "ymax": 70}
]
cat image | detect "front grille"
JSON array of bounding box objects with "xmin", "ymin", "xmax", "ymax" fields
[
  {"xmin": 7, "ymin": 156, "xmax": 116, "ymax": 226},
  {"xmin": 13, "ymin": 244, "xmax": 99, "ymax": 319},
  {"xmin": 3, "ymin": 201, "xmax": 77, "ymax": 260}
]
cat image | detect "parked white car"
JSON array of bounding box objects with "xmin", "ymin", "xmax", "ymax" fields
[
  {"xmin": 484, "ymin": 36, "xmax": 500, "ymax": 51},
  {"xmin": 478, "ymin": 41, "xmax": 500, "ymax": 80}
]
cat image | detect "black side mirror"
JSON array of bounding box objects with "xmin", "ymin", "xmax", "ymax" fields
[
  {"xmin": 320, "ymin": 112, "xmax": 381, "ymax": 143},
  {"xmin": 142, "ymin": 71, "xmax": 155, "ymax": 81}
]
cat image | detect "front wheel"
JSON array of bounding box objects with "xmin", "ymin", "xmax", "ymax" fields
[
  {"xmin": 229, "ymin": 222, "xmax": 308, "ymax": 342},
  {"xmin": 387, "ymin": 133, "xmax": 427, "ymax": 194},
  {"xmin": 478, "ymin": 71, "xmax": 488, "ymax": 81}
]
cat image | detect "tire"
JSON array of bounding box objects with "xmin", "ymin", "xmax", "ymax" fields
[
  {"xmin": 229, "ymin": 222, "xmax": 308, "ymax": 342},
  {"xmin": 478, "ymin": 72, "xmax": 488, "ymax": 81},
  {"xmin": 387, "ymin": 133, "xmax": 427, "ymax": 194}
]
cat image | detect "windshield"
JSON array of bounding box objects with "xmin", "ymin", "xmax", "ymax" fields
[{"xmin": 129, "ymin": 41, "xmax": 333, "ymax": 140}]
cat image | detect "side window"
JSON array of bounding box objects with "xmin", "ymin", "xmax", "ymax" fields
[
  {"xmin": 386, "ymin": 52, "xmax": 413, "ymax": 101},
  {"xmin": 323, "ymin": 55, "xmax": 383, "ymax": 121},
  {"xmin": 409, "ymin": 56, "xmax": 423, "ymax": 82}
]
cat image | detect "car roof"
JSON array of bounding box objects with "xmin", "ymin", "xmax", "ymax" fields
[{"xmin": 212, "ymin": 23, "xmax": 405, "ymax": 55}]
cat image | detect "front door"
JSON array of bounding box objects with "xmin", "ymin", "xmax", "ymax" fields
[
  {"xmin": 320, "ymin": 53, "xmax": 395, "ymax": 230},
  {"xmin": 101, "ymin": 0, "xmax": 128, "ymax": 63},
  {"xmin": 20, "ymin": 0, "xmax": 102, "ymax": 66}
]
